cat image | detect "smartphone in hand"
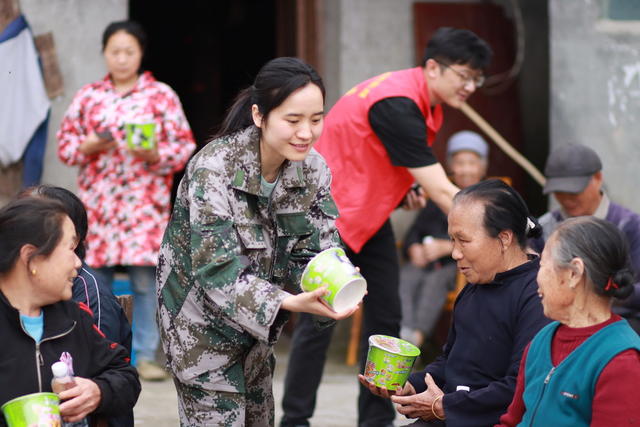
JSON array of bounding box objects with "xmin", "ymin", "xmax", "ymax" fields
[
  {"xmin": 96, "ymin": 130, "xmax": 113, "ymax": 141},
  {"xmin": 410, "ymin": 183, "xmax": 421, "ymax": 195}
]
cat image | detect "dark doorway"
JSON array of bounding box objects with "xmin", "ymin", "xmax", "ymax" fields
[
  {"xmin": 130, "ymin": 0, "xmax": 295, "ymax": 148},
  {"xmin": 130, "ymin": 0, "xmax": 299, "ymax": 202},
  {"xmin": 413, "ymin": 2, "xmax": 549, "ymax": 215}
]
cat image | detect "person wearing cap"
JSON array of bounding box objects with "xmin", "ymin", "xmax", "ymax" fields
[
  {"xmin": 529, "ymin": 144, "xmax": 640, "ymax": 333},
  {"xmin": 280, "ymin": 28, "xmax": 492, "ymax": 427},
  {"xmin": 399, "ymin": 131, "xmax": 489, "ymax": 348}
]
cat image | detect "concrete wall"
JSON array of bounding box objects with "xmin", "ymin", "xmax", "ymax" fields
[
  {"xmin": 550, "ymin": 0, "xmax": 640, "ymax": 212},
  {"xmin": 20, "ymin": 0, "xmax": 127, "ymax": 191},
  {"xmin": 322, "ymin": 0, "xmax": 417, "ymax": 240},
  {"xmin": 322, "ymin": 0, "xmax": 415, "ymax": 103}
]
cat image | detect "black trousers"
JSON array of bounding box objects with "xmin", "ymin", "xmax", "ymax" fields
[{"xmin": 281, "ymin": 220, "xmax": 402, "ymax": 427}]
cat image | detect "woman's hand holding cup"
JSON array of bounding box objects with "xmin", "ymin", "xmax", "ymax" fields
[
  {"xmin": 129, "ymin": 146, "xmax": 160, "ymax": 163},
  {"xmin": 281, "ymin": 287, "xmax": 359, "ymax": 320}
]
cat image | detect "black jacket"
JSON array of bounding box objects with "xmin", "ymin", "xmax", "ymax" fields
[
  {"xmin": 71, "ymin": 263, "xmax": 134, "ymax": 426},
  {"xmin": 409, "ymin": 257, "xmax": 550, "ymax": 427},
  {"xmin": 0, "ymin": 291, "xmax": 140, "ymax": 426}
]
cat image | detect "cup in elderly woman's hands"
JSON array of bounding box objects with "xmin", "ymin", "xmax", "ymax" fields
[
  {"xmin": 300, "ymin": 247, "xmax": 367, "ymax": 312},
  {"xmin": 363, "ymin": 335, "xmax": 420, "ymax": 390}
]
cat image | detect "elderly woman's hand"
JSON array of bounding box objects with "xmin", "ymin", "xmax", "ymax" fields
[
  {"xmin": 358, "ymin": 374, "xmax": 416, "ymax": 399},
  {"xmin": 391, "ymin": 373, "xmax": 445, "ymax": 421},
  {"xmin": 407, "ymin": 243, "xmax": 429, "ymax": 268},
  {"xmin": 57, "ymin": 377, "xmax": 102, "ymax": 422}
]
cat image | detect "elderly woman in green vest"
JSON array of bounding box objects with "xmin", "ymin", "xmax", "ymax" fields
[{"xmin": 498, "ymin": 217, "xmax": 640, "ymax": 426}]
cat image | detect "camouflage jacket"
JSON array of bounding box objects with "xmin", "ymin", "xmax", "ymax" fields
[{"xmin": 157, "ymin": 126, "xmax": 341, "ymax": 392}]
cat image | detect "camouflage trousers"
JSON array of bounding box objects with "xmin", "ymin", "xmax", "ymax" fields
[{"xmin": 173, "ymin": 351, "xmax": 276, "ymax": 426}]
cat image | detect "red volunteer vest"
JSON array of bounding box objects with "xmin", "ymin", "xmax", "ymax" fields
[{"xmin": 315, "ymin": 67, "xmax": 443, "ymax": 252}]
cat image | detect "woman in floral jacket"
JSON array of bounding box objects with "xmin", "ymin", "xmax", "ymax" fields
[{"xmin": 57, "ymin": 20, "xmax": 195, "ymax": 380}]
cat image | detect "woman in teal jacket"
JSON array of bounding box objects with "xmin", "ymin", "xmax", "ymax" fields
[{"xmin": 498, "ymin": 217, "xmax": 640, "ymax": 426}]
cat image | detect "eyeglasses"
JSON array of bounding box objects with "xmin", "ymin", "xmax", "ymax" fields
[{"xmin": 436, "ymin": 61, "xmax": 485, "ymax": 88}]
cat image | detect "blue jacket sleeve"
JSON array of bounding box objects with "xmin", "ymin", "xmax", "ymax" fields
[
  {"xmin": 618, "ymin": 216, "xmax": 640, "ymax": 310},
  {"xmin": 72, "ymin": 265, "xmax": 132, "ymax": 354}
]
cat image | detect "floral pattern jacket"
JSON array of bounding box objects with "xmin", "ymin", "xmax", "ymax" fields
[{"xmin": 57, "ymin": 72, "xmax": 196, "ymax": 267}]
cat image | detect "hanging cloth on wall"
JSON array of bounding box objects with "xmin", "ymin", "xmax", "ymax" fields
[{"xmin": 0, "ymin": 15, "xmax": 50, "ymax": 173}]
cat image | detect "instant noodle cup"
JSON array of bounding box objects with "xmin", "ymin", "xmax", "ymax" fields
[
  {"xmin": 125, "ymin": 122, "xmax": 156, "ymax": 150},
  {"xmin": 364, "ymin": 335, "xmax": 420, "ymax": 390},
  {"xmin": 300, "ymin": 247, "xmax": 367, "ymax": 312},
  {"xmin": 1, "ymin": 392, "xmax": 62, "ymax": 427}
]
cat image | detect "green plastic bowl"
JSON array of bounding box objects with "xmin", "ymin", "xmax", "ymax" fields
[
  {"xmin": 300, "ymin": 247, "xmax": 367, "ymax": 312},
  {"xmin": 1, "ymin": 392, "xmax": 61, "ymax": 427},
  {"xmin": 364, "ymin": 335, "xmax": 420, "ymax": 390}
]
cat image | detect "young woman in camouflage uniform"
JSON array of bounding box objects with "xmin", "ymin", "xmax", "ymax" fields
[{"xmin": 157, "ymin": 57, "xmax": 358, "ymax": 426}]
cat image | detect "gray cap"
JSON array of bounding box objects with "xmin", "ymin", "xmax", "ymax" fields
[
  {"xmin": 543, "ymin": 144, "xmax": 602, "ymax": 194},
  {"xmin": 447, "ymin": 131, "xmax": 489, "ymax": 159}
]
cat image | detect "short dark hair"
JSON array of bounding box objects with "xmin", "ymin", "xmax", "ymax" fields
[
  {"xmin": 19, "ymin": 185, "xmax": 88, "ymax": 260},
  {"xmin": 422, "ymin": 27, "xmax": 492, "ymax": 70},
  {"xmin": 215, "ymin": 57, "xmax": 326, "ymax": 138},
  {"xmin": 551, "ymin": 217, "xmax": 635, "ymax": 299},
  {"xmin": 453, "ymin": 179, "xmax": 541, "ymax": 248},
  {"xmin": 0, "ymin": 198, "xmax": 68, "ymax": 274},
  {"xmin": 102, "ymin": 20, "xmax": 147, "ymax": 53}
]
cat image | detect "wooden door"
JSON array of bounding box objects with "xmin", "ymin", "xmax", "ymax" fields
[{"xmin": 414, "ymin": 3, "xmax": 524, "ymax": 191}]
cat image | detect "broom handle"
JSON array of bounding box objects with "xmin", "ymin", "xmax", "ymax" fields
[{"xmin": 460, "ymin": 102, "xmax": 546, "ymax": 187}]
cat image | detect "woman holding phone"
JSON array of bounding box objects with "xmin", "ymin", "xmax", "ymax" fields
[{"xmin": 57, "ymin": 20, "xmax": 195, "ymax": 381}]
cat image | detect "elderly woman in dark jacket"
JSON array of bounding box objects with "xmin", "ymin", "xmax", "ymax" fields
[
  {"xmin": 360, "ymin": 179, "xmax": 550, "ymax": 426},
  {"xmin": 0, "ymin": 198, "xmax": 139, "ymax": 426}
]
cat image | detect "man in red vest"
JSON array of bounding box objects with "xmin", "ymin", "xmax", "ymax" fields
[{"xmin": 281, "ymin": 27, "xmax": 492, "ymax": 427}]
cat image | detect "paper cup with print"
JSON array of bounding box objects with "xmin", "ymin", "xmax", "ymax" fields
[
  {"xmin": 300, "ymin": 247, "xmax": 367, "ymax": 312},
  {"xmin": 125, "ymin": 122, "xmax": 156, "ymax": 150},
  {"xmin": 1, "ymin": 392, "xmax": 62, "ymax": 427},
  {"xmin": 364, "ymin": 335, "xmax": 420, "ymax": 390}
]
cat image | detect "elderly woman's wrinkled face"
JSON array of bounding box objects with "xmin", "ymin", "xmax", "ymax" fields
[
  {"xmin": 537, "ymin": 236, "xmax": 575, "ymax": 321},
  {"xmin": 448, "ymin": 200, "xmax": 504, "ymax": 284},
  {"xmin": 449, "ymin": 151, "xmax": 486, "ymax": 189}
]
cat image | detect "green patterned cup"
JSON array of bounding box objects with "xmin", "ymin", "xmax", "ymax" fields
[
  {"xmin": 125, "ymin": 122, "xmax": 156, "ymax": 150},
  {"xmin": 364, "ymin": 335, "xmax": 420, "ymax": 390},
  {"xmin": 300, "ymin": 247, "xmax": 367, "ymax": 312},
  {"xmin": 1, "ymin": 392, "xmax": 61, "ymax": 427}
]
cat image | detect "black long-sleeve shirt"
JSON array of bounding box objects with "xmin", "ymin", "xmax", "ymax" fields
[
  {"xmin": 369, "ymin": 97, "xmax": 438, "ymax": 168},
  {"xmin": 408, "ymin": 257, "xmax": 549, "ymax": 427}
]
